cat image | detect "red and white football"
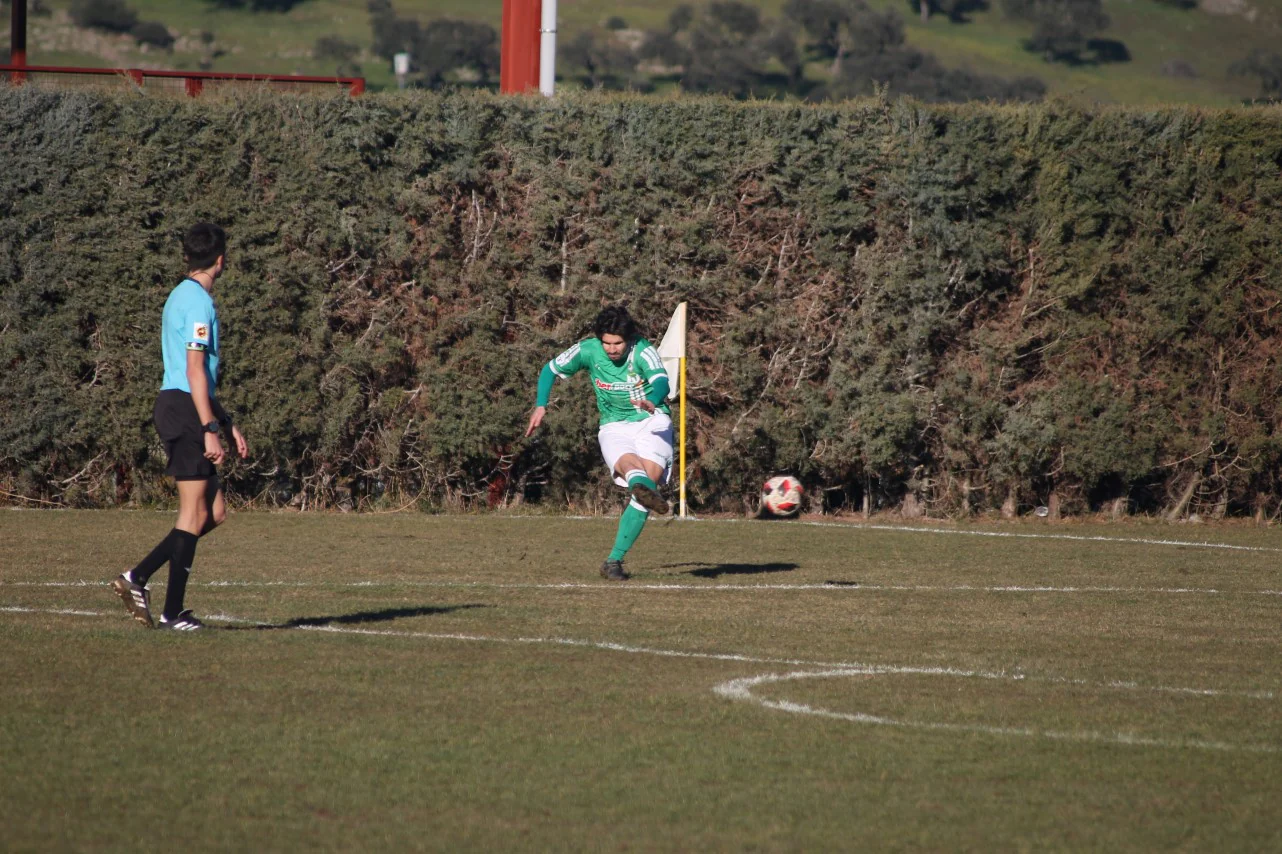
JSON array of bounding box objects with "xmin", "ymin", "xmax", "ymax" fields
[{"xmin": 761, "ymin": 476, "xmax": 802, "ymax": 517}]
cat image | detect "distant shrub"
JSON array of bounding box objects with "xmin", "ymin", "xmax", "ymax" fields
[
  {"xmin": 1161, "ymin": 58, "xmax": 1198, "ymax": 79},
  {"xmin": 314, "ymin": 35, "xmax": 359, "ymax": 63},
  {"xmin": 904, "ymin": 0, "xmax": 991, "ymax": 22},
  {"xmin": 605, "ymin": 16, "xmax": 629, "ymax": 30},
  {"xmin": 131, "ymin": 21, "xmax": 175, "ymax": 50},
  {"xmin": 1230, "ymin": 49, "xmax": 1282, "ymax": 98},
  {"xmin": 69, "ymin": 0, "xmax": 138, "ymax": 33},
  {"xmin": 204, "ymin": 0, "xmax": 310, "ymax": 10},
  {"xmin": 1086, "ymin": 38, "xmax": 1130, "ymax": 63},
  {"xmin": 1, "ymin": 0, "xmax": 54, "ymax": 14}
]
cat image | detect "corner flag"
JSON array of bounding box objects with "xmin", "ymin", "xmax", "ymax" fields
[{"xmin": 657, "ymin": 303, "xmax": 689, "ymax": 518}]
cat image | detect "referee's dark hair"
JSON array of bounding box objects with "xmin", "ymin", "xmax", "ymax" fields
[
  {"xmin": 593, "ymin": 304, "xmax": 639, "ymax": 343},
  {"xmin": 183, "ymin": 223, "xmax": 227, "ymax": 271}
]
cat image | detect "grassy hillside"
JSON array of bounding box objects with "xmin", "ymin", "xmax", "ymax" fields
[{"xmin": 4, "ymin": 0, "xmax": 1282, "ymax": 103}]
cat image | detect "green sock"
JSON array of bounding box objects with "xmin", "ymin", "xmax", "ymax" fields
[
  {"xmin": 626, "ymin": 470, "xmax": 658, "ymax": 492},
  {"xmin": 608, "ymin": 501, "xmax": 650, "ymax": 561}
]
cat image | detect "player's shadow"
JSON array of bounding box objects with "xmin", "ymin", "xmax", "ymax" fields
[
  {"xmin": 660, "ymin": 561, "xmax": 799, "ymax": 579},
  {"xmin": 223, "ymin": 603, "xmax": 489, "ymax": 631}
]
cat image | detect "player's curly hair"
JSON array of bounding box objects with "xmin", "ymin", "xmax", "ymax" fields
[{"xmin": 592, "ymin": 304, "xmax": 639, "ymax": 343}]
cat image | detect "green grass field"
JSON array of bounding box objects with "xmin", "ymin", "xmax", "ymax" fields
[
  {"xmin": 6, "ymin": 0, "xmax": 1282, "ymax": 103},
  {"xmin": 2, "ymin": 509, "xmax": 1280, "ymax": 850}
]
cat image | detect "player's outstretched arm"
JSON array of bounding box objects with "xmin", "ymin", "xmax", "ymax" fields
[
  {"xmin": 525, "ymin": 406, "xmax": 546, "ymax": 437},
  {"xmin": 526, "ymin": 361, "xmax": 561, "ymax": 437}
]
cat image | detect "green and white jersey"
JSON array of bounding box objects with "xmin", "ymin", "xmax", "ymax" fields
[{"xmin": 549, "ymin": 337, "xmax": 671, "ymax": 426}]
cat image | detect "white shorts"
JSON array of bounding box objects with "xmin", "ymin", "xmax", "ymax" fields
[{"xmin": 598, "ymin": 413, "xmax": 674, "ymax": 487}]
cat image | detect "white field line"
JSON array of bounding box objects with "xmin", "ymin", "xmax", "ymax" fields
[
  {"xmin": 713, "ymin": 669, "xmax": 1280, "ymax": 755},
  {"xmin": 4, "ymin": 507, "xmax": 1277, "ymax": 553},
  {"xmin": 6, "ymin": 579, "xmax": 1282, "ymax": 597},
  {"xmin": 4, "ymin": 604, "xmax": 1275, "ymax": 704},
  {"xmin": 556, "ymin": 515, "xmax": 1282, "ymax": 553},
  {"xmin": 0, "ymin": 605, "xmax": 105, "ymax": 617}
]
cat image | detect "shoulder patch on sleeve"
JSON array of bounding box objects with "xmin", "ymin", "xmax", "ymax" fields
[{"xmin": 193, "ymin": 322, "xmax": 210, "ymax": 343}]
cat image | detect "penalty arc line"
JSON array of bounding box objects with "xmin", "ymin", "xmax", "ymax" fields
[{"xmin": 713, "ymin": 669, "xmax": 1280, "ymax": 755}]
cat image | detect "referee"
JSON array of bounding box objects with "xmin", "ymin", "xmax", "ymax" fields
[{"xmin": 111, "ymin": 223, "xmax": 248, "ymax": 630}]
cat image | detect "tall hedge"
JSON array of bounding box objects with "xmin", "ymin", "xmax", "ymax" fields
[{"xmin": 2, "ymin": 86, "xmax": 1280, "ymax": 518}]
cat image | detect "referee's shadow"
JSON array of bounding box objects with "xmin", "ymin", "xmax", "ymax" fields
[
  {"xmin": 658, "ymin": 562, "xmax": 799, "ymax": 579},
  {"xmin": 221, "ymin": 603, "xmax": 490, "ymax": 631}
]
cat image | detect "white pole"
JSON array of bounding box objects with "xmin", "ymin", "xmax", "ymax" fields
[
  {"xmin": 658, "ymin": 303, "xmax": 688, "ymax": 519},
  {"xmin": 539, "ymin": 0, "xmax": 557, "ymax": 96}
]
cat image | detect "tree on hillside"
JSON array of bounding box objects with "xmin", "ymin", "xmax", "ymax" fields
[
  {"xmin": 1230, "ymin": 50, "xmax": 1282, "ymax": 100},
  {"xmin": 811, "ymin": 2, "xmax": 1043, "ymax": 102},
  {"xmin": 69, "ymin": 0, "xmax": 137, "ymax": 33},
  {"xmin": 367, "ymin": 1, "xmax": 498, "ymax": 87},
  {"xmin": 708, "ymin": 0, "xmax": 762, "ymax": 37},
  {"xmin": 783, "ymin": 0, "xmax": 901, "ymax": 76},
  {"xmin": 1001, "ymin": 0, "xmax": 1113, "ymax": 64},
  {"xmin": 775, "ymin": 0, "xmax": 1046, "ymax": 101},
  {"xmin": 904, "ymin": 0, "xmax": 990, "ymax": 23},
  {"xmin": 314, "ymin": 35, "xmax": 361, "ymax": 77},
  {"xmin": 131, "ymin": 20, "xmax": 174, "ymax": 50},
  {"xmin": 782, "ymin": 0, "xmax": 847, "ymax": 58},
  {"xmin": 415, "ymin": 20, "xmax": 499, "ymax": 87},
  {"xmin": 638, "ymin": 2, "xmax": 803, "ymax": 98},
  {"xmin": 0, "ymin": 0, "xmax": 53, "ymax": 16},
  {"xmin": 560, "ymin": 29, "xmax": 647, "ymax": 91},
  {"xmin": 368, "ymin": 0, "xmax": 418, "ymax": 61},
  {"xmin": 667, "ymin": 4, "xmax": 696, "ymax": 33},
  {"xmin": 205, "ymin": 0, "xmax": 311, "ymax": 10}
]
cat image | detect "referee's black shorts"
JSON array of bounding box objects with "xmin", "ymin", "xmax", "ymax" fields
[{"xmin": 154, "ymin": 390, "xmax": 216, "ymax": 481}]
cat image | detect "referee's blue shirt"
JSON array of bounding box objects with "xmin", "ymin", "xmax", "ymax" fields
[{"xmin": 160, "ymin": 279, "xmax": 219, "ymax": 393}]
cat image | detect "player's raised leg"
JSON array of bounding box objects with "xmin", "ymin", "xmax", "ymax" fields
[{"xmin": 601, "ymin": 454, "xmax": 667, "ymax": 581}]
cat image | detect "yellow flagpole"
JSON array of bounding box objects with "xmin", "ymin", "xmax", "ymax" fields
[{"xmin": 679, "ymin": 355, "xmax": 687, "ymax": 518}]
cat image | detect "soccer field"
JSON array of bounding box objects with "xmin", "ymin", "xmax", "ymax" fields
[{"xmin": 2, "ymin": 510, "xmax": 1280, "ymax": 851}]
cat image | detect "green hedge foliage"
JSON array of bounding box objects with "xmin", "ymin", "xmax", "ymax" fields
[{"xmin": 2, "ymin": 87, "xmax": 1280, "ymax": 518}]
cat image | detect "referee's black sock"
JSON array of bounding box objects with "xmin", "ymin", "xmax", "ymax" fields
[
  {"xmin": 161, "ymin": 531, "xmax": 200, "ymax": 621},
  {"xmin": 129, "ymin": 529, "xmax": 182, "ymax": 586}
]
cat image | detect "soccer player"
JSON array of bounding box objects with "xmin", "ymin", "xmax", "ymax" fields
[
  {"xmin": 525, "ymin": 305, "xmax": 673, "ymax": 581},
  {"xmin": 110, "ymin": 223, "xmax": 248, "ymax": 630}
]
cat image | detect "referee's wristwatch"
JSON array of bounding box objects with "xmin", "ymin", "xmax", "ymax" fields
[{"xmin": 203, "ymin": 420, "xmax": 221, "ymax": 434}]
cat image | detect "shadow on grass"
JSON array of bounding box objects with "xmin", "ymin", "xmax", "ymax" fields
[
  {"xmin": 222, "ymin": 603, "xmax": 490, "ymax": 631},
  {"xmin": 658, "ymin": 562, "xmax": 799, "ymax": 579}
]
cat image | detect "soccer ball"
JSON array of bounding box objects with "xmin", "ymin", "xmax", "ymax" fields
[{"xmin": 761, "ymin": 475, "xmax": 802, "ymax": 517}]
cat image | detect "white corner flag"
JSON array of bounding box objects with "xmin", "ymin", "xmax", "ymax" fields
[
  {"xmin": 657, "ymin": 303, "xmax": 689, "ymax": 517},
  {"xmin": 657, "ymin": 302, "xmax": 686, "ymax": 399}
]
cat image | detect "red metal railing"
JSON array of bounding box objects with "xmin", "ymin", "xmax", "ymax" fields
[{"xmin": 0, "ymin": 65, "xmax": 365, "ymax": 96}]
